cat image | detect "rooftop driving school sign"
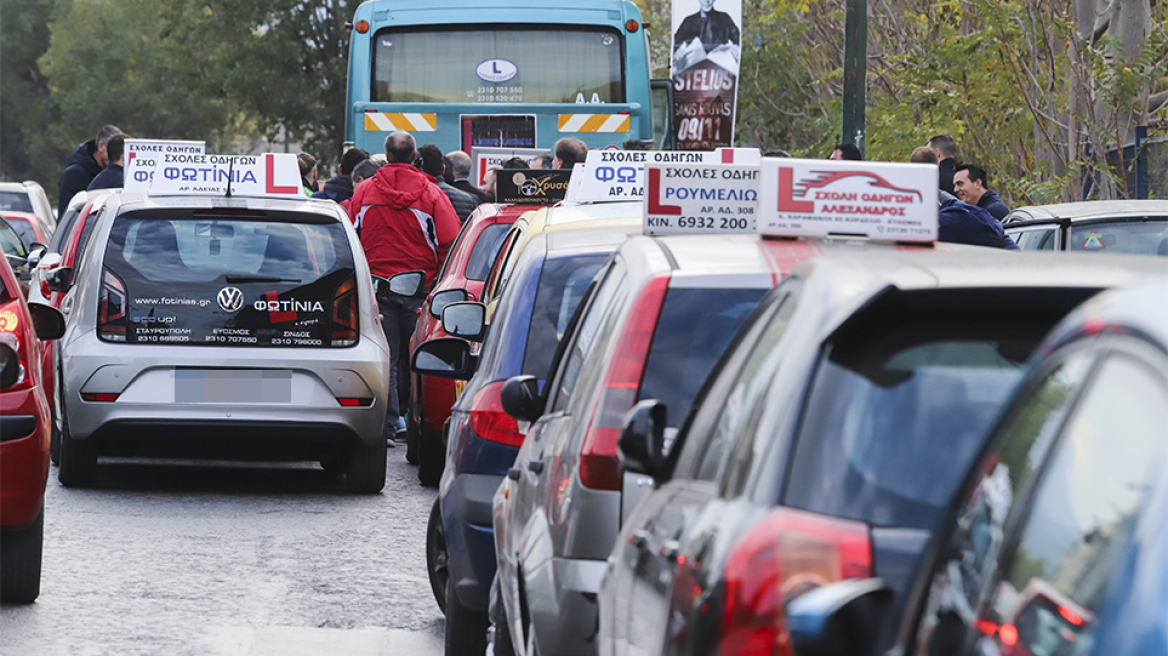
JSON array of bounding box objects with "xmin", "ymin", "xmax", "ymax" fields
[
  {"xmin": 567, "ymin": 148, "xmax": 761, "ymax": 205},
  {"xmin": 643, "ymin": 161, "xmax": 759, "ymax": 236},
  {"xmin": 148, "ymin": 153, "xmax": 305, "ymax": 199},
  {"xmin": 124, "ymin": 139, "xmax": 206, "ymax": 192},
  {"xmin": 758, "ymin": 159, "xmax": 938, "ymax": 243}
]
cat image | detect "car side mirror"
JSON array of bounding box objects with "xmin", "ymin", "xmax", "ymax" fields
[
  {"xmin": 430, "ymin": 289, "xmax": 469, "ymax": 318},
  {"xmin": 442, "ymin": 301, "xmax": 487, "ymax": 342},
  {"xmin": 382, "ymin": 270, "xmax": 427, "ymax": 298},
  {"xmin": 0, "ymin": 343, "xmax": 20, "ymax": 389},
  {"xmin": 787, "ymin": 578, "xmax": 893, "ymax": 656},
  {"xmin": 27, "ymin": 243, "xmax": 48, "ymax": 266},
  {"xmin": 412, "ymin": 337, "xmax": 478, "ymax": 380},
  {"xmin": 619, "ymin": 400, "xmax": 668, "ymax": 480},
  {"xmin": 500, "ymin": 375, "xmax": 542, "ymax": 423},
  {"xmin": 27, "ymin": 302, "xmax": 66, "ymax": 341},
  {"xmin": 46, "ymin": 266, "xmax": 74, "ymax": 293}
]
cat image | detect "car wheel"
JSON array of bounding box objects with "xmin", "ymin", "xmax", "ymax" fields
[
  {"xmin": 405, "ymin": 412, "xmax": 420, "ymax": 465},
  {"xmin": 57, "ymin": 408, "xmax": 97, "ymax": 488},
  {"xmin": 0, "ymin": 507, "xmax": 43, "ymax": 603},
  {"xmin": 426, "ymin": 498, "xmax": 448, "ymax": 613},
  {"xmin": 343, "ymin": 439, "xmax": 387, "ymax": 493},
  {"xmin": 418, "ymin": 429, "xmax": 445, "ymax": 488},
  {"xmin": 445, "ymin": 568, "xmax": 488, "ymax": 655}
]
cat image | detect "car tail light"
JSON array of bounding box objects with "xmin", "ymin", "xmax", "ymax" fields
[
  {"xmin": 337, "ymin": 397, "xmax": 373, "ymax": 407},
  {"xmin": 716, "ymin": 507, "xmax": 872, "ymax": 656},
  {"xmin": 578, "ymin": 275, "xmax": 670, "ymax": 490},
  {"xmin": 0, "ymin": 299, "xmax": 32, "ymax": 390},
  {"xmin": 98, "ymin": 268, "xmax": 128, "ymax": 342},
  {"xmin": 82, "ymin": 393, "xmax": 119, "ymax": 402},
  {"xmin": 331, "ymin": 275, "xmax": 358, "ymax": 346},
  {"xmin": 470, "ymin": 380, "xmax": 525, "ymax": 447}
]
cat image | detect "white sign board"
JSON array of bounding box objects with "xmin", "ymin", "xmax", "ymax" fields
[
  {"xmin": 471, "ymin": 147, "xmax": 547, "ymax": 186},
  {"xmin": 148, "ymin": 153, "xmax": 304, "ymax": 199},
  {"xmin": 643, "ymin": 162, "xmax": 759, "ymax": 235},
  {"xmin": 566, "ymin": 149, "xmax": 761, "ymax": 204},
  {"xmin": 758, "ymin": 159, "xmax": 938, "ymax": 242},
  {"xmin": 124, "ymin": 139, "xmax": 206, "ymax": 192}
]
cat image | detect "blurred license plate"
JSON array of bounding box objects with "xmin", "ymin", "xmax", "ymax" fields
[{"xmin": 174, "ymin": 369, "xmax": 292, "ymax": 403}]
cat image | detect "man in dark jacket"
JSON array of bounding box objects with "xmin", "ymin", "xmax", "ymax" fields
[
  {"xmin": 57, "ymin": 124, "xmax": 121, "ymax": 218},
  {"xmin": 312, "ymin": 148, "xmax": 368, "ymax": 204},
  {"xmin": 927, "ymin": 134, "xmax": 959, "ymax": 195},
  {"xmin": 953, "ymin": 163, "xmax": 1010, "ymax": 221},
  {"xmin": 938, "ymin": 194, "xmax": 1019, "ymax": 250},
  {"xmin": 348, "ymin": 131, "xmax": 461, "ymax": 443},
  {"xmin": 419, "ymin": 144, "xmax": 478, "ymax": 223},
  {"xmin": 87, "ymin": 133, "xmax": 127, "ymax": 190},
  {"xmin": 446, "ymin": 150, "xmax": 490, "ymax": 204}
]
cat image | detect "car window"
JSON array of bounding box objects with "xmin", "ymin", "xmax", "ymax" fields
[
  {"xmin": 551, "ymin": 262, "xmax": 625, "ymax": 413},
  {"xmin": 0, "ymin": 219, "xmax": 27, "ymax": 257},
  {"xmin": 638, "ymin": 287, "xmax": 767, "ymax": 428},
  {"xmin": 73, "ymin": 205, "xmax": 105, "ymax": 274},
  {"xmin": 784, "ymin": 314, "xmax": 1040, "ymax": 529},
  {"xmin": 912, "ymin": 352, "xmax": 1094, "ymax": 656},
  {"xmin": 0, "ymin": 191, "xmax": 34, "ymax": 214},
  {"xmin": 483, "ymin": 227, "xmax": 521, "ymax": 303},
  {"xmin": 672, "ymin": 290, "xmax": 796, "ymax": 484},
  {"xmin": 522, "ymin": 255, "xmax": 606, "ymax": 379},
  {"xmin": 1011, "ymin": 227, "xmax": 1058, "ymax": 251},
  {"xmin": 465, "ymin": 223, "xmax": 512, "ymax": 282},
  {"xmin": 1070, "ymin": 219, "xmax": 1168, "ymax": 256},
  {"xmin": 51, "ymin": 207, "xmax": 81, "ymax": 253},
  {"xmin": 968, "ymin": 353, "xmax": 1168, "ymax": 656}
]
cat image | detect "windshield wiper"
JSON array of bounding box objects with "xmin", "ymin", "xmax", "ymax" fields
[{"xmin": 225, "ymin": 275, "xmax": 302, "ymax": 283}]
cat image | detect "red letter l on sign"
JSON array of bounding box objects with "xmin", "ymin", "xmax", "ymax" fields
[{"xmin": 777, "ymin": 167, "xmax": 815, "ymax": 213}]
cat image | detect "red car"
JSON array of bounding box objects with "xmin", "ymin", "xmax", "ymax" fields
[
  {"xmin": 27, "ymin": 191, "xmax": 116, "ymax": 464},
  {"xmin": 1, "ymin": 211, "xmax": 52, "ymax": 251},
  {"xmin": 0, "ymin": 255, "xmax": 65, "ymax": 602},
  {"xmin": 405, "ymin": 203, "xmax": 528, "ymax": 484}
]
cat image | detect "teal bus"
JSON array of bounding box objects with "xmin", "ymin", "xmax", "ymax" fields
[{"xmin": 343, "ymin": 0, "xmax": 672, "ymax": 158}]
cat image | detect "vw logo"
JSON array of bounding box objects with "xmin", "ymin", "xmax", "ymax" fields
[{"xmin": 217, "ymin": 287, "xmax": 245, "ymax": 312}]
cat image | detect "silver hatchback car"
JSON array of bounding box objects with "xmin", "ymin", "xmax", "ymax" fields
[{"xmin": 54, "ymin": 193, "xmax": 392, "ymax": 491}]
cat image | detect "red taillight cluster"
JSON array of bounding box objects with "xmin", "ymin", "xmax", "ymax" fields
[
  {"xmin": 337, "ymin": 397, "xmax": 373, "ymax": 407},
  {"xmin": 716, "ymin": 507, "xmax": 872, "ymax": 656},
  {"xmin": 98, "ymin": 268, "xmax": 128, "ymax": 342},
  {"xmin": 470, "ymin": 380, "xmax": 525, "ymax": 447},
  {"xmin": 331, "ymin": 276, "xmax": 358, "ymax": 347},
  {"xmin": 578, "ymin": 275, "xmax": 670, "ymax": 490},
  {"xmin": 0, "ymin": 299, "xmax": 32, "ymax": 390}
]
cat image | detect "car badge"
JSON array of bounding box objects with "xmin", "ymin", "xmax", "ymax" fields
[{"xmin": 217, "ymin": 287, "xmax": 245, "ymax": 312}]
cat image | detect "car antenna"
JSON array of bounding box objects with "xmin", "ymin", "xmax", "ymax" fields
[{"xmin": 225, "ymin": 156, "xmax": 235, "ymax": 198}]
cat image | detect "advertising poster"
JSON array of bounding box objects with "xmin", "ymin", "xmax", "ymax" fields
[{"xmin": 671, "ymin": 0, "xmax": 743, "ymax": 150}]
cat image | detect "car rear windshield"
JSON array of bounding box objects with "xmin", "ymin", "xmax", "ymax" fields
[
  {"xmin": 1070, "ymin": 218, "xmax": 1168, "ymax": 255},
  {"xmin": 521, "ymin": 255, "xmax": 605, "ymax": 377},
  {"xmin": 100, "ymin": 211, "xmax": 357, "ymax": 347},
  {"xmin": 373, "ymin": 27, "xmax": 625, "ymax": 104},
  {"xmin": 639, "ymin": 287, "xmax": 767, "ymax": 426},
  {"xmin": 466, "ymin": 224, "xmax": 512, "ymax": 282},
  {"xmin": 0, "ymin": 191, "xmax": 33, "ymax": 214},
  {"xmin": 0, "ymin": 220, "xmax": 27, "ymax": 257},
  {"xmin": 782, "ymin": 290, "xmax": 1080, "ymax": 530}
]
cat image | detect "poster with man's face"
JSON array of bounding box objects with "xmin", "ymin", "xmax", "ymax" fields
[{"xmin": 670, "ymin": 0, "xmax": 743, "ymax": 150}]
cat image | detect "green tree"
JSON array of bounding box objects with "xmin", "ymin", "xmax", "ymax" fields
[{"xmin": 0, "ymin": 0, "xmax": 65, "ymax": 186}]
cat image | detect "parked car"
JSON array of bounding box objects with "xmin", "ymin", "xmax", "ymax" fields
[
  {"xmin": 0, "ymin": 255, "xmax": 66, "ymax": 603},
  {"xmin": 1004, "ymin": 199, "xmax": 1168, "ymax": 255},
  {"xmin": 599, "ymin": 250, "xmax": 1167, "ymax": 656},
  {"xmin": 53, "ymin": 191, "xmax": 391, "ymax": 491},
  {"xmin": 0, "ymin": 180, "xmax": 56, "ymax": 230},
  {"xmin": 405, "ymin": 202, "xmax": 528, "ymax": 474},
  {"xmin": 796, "ymin": 275, "xmax": 1168, "ymax": 656},
  {"xmin": 1, "ymin": 211, "xmax": 52, "ymax": 251},
  {"xmin": 411, "ymin": 205, "xmax": 643, "ymax": 655}
]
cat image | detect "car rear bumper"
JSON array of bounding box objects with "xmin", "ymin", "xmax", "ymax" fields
[
  {"xmin": 0, "ymin": 390, "xmax": 50, "ymax": 528},
  {"xmin": 528, "ymin": 557, "xmax": 607, "ymax": 656},
  {"xmin": 441, "ymin": 475, "xmax": 503, "ymax": 612}
]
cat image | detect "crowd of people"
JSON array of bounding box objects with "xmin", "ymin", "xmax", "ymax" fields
[{"xmin": 55, "ymin": 125, "xmax": 1021, "ymax": 445}]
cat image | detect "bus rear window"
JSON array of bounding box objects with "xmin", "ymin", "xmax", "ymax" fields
[{"xmin": 373, "ymin": 27, "xmax": 624, "ymax": 104}]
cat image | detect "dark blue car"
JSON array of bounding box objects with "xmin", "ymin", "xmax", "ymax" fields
[{"xmin": 413, "ymin": 221, "xmax": 639, "ymax": 655}]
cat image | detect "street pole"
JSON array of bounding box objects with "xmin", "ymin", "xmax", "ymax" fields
[{"xmin": 842, "ymin": 0, "xmax": 867, "ymax": 155}]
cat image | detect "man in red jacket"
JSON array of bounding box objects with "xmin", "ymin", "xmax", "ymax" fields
[{"xmin": 350, "ymin": 130, "xmax": 461, "ymax": 444}]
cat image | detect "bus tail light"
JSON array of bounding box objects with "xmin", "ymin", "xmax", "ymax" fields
[
  {"xmin": 578, "ymin": 275, "xmax": 669, "ymax": 491},
  {"xmin": 626, "ymin": 19, "xmax": 640, "ymax": 32},
  {"xmin": 355, "ymin": 20, "xmax": 369, "ymax": 33}
]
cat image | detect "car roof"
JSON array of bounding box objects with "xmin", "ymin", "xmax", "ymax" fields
[
  {"xmin": 108, "ymin": 192, "xmax": 346, "ymax": 220},
  {"xmin": 1042, "ymin": 275, "xmax": 1168, "ymax": 353},
  {"xmin": 1006, "ymin": 200, "xmax": 1168, "ymax": 223},
  {"xmin": 543, "ymin": 221, "xmax": 642, "ymax": 257},
  {"xmin": 0, "ymin": 181, "xmax": 38, "ymax": 192},
  {"xmin": 0, "ymin": 211, "xmax": 41, "ymax": 224}
]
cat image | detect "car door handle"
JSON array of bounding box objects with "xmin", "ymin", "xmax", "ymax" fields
[
  {"xmin": 527, "ymin": 461, "xmax": 544, "ymax": 475},
  {"xmin": 631, "ymin": 530, "xmax": 649, "ymax": 550},
  {"xmin": 507, "ymin": 468, "xmax": 521, "ymax": 481},
  {"xmin": 660, "ymin": 540, "xmax": 681, "ymax": 561}
]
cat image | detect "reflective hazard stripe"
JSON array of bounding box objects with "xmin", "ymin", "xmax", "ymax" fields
[
  {"xmin": 363, "ymin": 112, "xmax": 438, "ymax": 132},
  {"xmin": 557, "ymin": 114, "xmax": 631, "ymax": 133}
]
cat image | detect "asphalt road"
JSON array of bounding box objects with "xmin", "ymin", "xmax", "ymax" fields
[{"xmin": 0, "ymin": 448, "xmax": 445, "ymax": 656}]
